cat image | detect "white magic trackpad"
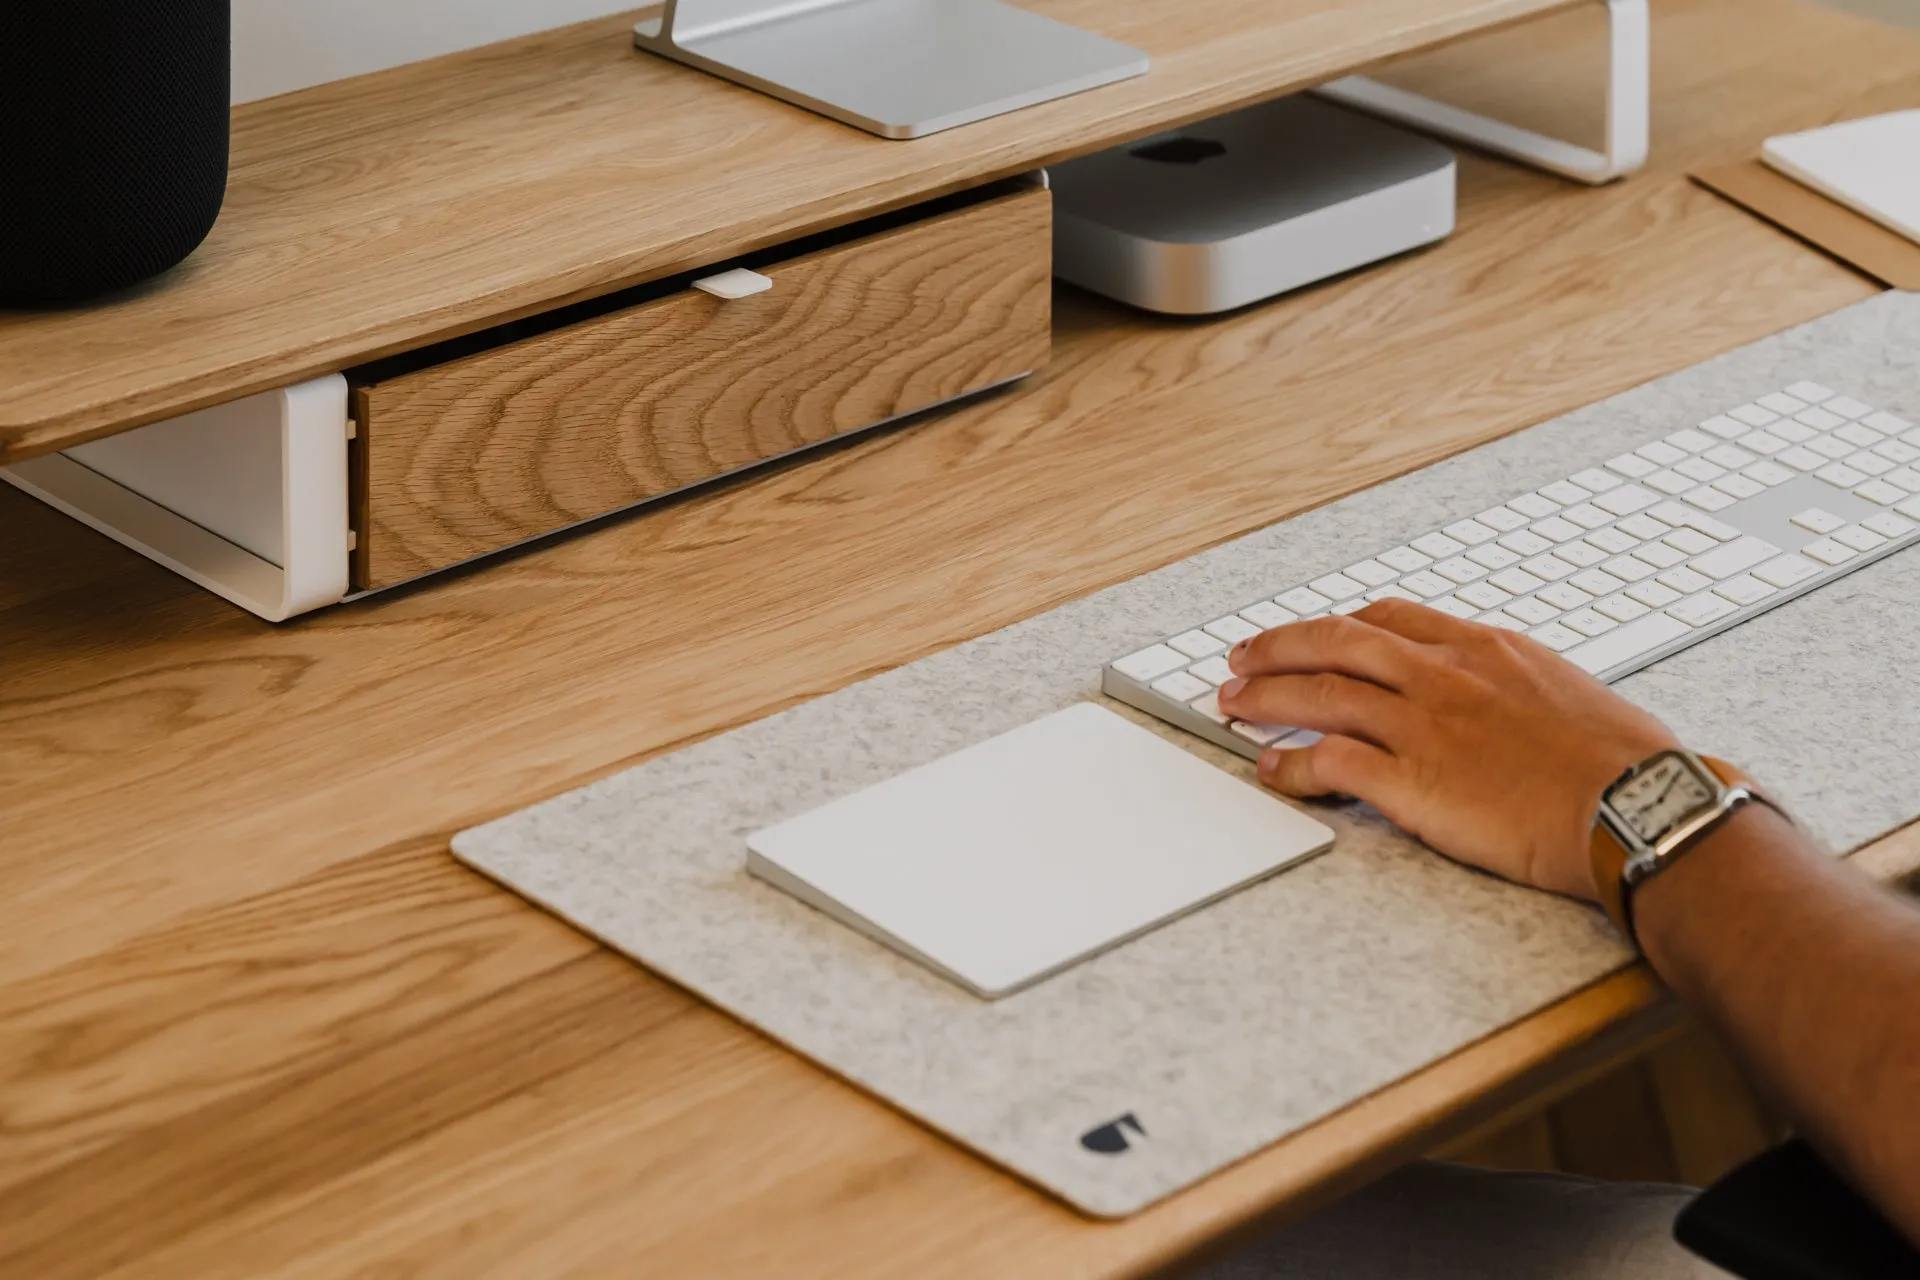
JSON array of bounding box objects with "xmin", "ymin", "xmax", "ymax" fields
[{"xmin": 746, "ymin": 703, "xmax": 1335, "ymax": 998}]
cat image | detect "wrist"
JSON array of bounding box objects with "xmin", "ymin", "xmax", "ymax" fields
[{"xmin": 1633, "ymin": 800, "xmax": 1798, "ymax": 976}]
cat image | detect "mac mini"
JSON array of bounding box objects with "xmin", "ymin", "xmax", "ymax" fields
[{"xmin": 1049, "ymin": 95, "xmax": 1456, "ymax": 315}]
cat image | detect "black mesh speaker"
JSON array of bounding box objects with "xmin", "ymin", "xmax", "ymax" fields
[{"xmin": 0, "ymin": 2, "xmax": 229, "ymax": 307}]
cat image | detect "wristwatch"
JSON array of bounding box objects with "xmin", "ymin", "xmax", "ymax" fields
[{"xmin": 1589, "ymin": 748, "xmax": 1785, "ymax": 944}]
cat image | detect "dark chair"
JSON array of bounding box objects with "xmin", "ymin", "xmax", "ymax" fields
[{"xmin": 1674, "ymin": 1139, "xmax": 1920, "ymax": 1279}]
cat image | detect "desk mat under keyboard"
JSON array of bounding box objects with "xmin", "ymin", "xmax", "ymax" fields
[{"xmin": 455, "ymin": 290, "xmax": 1920, "ymax": 1217}]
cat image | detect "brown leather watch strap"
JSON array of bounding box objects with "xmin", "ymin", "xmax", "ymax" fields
[{"xmin": 1588, "ymin": 754, "xmax": 1783, "ymax": 944}]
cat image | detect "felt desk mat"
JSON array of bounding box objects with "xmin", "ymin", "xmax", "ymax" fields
[{"xmin": 455, "ymin": 290, "xmax": 1920, "ymax": 1218}]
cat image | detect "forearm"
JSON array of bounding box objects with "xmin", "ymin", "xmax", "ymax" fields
[{"xmin": 1635, "ymin": 805, "xmax": 1920, "ymax": 1239}]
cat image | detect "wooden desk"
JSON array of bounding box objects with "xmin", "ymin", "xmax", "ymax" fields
[{"xmin": 2, "ymin": 0, "xmax": 1918, "ymax": 1275}]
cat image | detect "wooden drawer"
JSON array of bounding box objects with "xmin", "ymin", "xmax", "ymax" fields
[{"xmin": 350, "ymin": 183, "xmax": 1051, "ymax": 589}]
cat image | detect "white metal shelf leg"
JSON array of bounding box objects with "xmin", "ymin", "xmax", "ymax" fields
[
  {"xmin": 1315, "ymin": 0, "xmax": 1648, "ymax": 184},
  {"xmin": 0, "ymin": 374, "xmax": 351, "ymax": 622}
]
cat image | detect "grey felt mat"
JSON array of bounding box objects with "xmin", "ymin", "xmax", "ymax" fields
[{"xmin": 455, "ymin": 291, "xmax": 1920, "ymax": 1217}]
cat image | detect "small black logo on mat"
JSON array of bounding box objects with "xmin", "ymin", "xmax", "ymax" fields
[
  {"xmin": 1080, "ymin": 1112, "xmax": 1148, "ymax": 1155},
  {"xmin": 1130, "ymin": 136, "xmax": 1227, "ymax": 165}
]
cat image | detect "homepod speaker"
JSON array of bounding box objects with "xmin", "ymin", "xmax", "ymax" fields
[{"xmin": 1, "ymin": 2, "xmax": 230, "ymax": 306}]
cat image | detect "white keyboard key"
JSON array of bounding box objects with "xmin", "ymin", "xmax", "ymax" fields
[
  {"xmin": 1538, "ymin": 582, "xmax": 1594, "ymax": 610},
  {"xmin": 1770, "ymin": 420, "xmax": 1815, "ymax": 443},
  {"xmin": 1857, "ymin": 479, "xmax": 1909, "ymax": 506},
  {"xmin": 1626, "ymin": 580, "xmax": 1683, "ymax": 608},
  {"xmin": 1571, "ymin": 569, "xmax": 1628, "ymax": 596},
  {"xmin": 1889, "ymin": 467, "xmax": 1920, "ymax": 493},
  {"xmin": 1278, "ymin": 587, "xmax": 1333, "ymax": 614},
  {"xmin": 1152, "ymin": 671, "xmax": 1212, "ymax": 701},
  {"xmin": 1607, "ymin": 453, "xmax": 1659, "ymax": 478},
  {"xmin": 1616, "ymin": 513, "xmax": 1671, "ymax": 540},
  {"xmin": 1539, "ymin": 479, "xmax": 1593, "ymax": 505},
  {"xmin": 1902, "ymin": 496, "xmax": 1920, "ymax": 520},
  {"xmin": 1378, "ymin": 545, "xmax": 1434, "ymax": 574},
  {"xmin": 1595, "ymin": 484, "xmax": 1658, "ymax": 516},
  {"xmin": 1497, "ymin": 529, "xmax": 1554, "ymax": 557},
  {"xmin": 1784, "ymin": 381, "xmax": 1834, "ymax": 403},
  {"xmin": 1632, "ymin": 542, "xmax": 1688, "ymax": 569},
  {"xmin": 1669, "ymin": 594, "xmax": 1737, "ymax": 627},
  {"xmin": 1456, "ymin": 582, "xmax": 1512, "ymax": 610},
  {"xmin": 1330, "ymin": 599, "xmax": 1369, "ymax": 615},
  {"xmin": 1674, "ymin": 457, "xmax": 1726, "ymax": 483},
  {"xmin": 1310, "ymin": 573, "xmax": 1366, "ymax": 601},
  {"xmin": 1790, "ymin": 508, "xmax": 1844, "ymax": 534},
  {"xmin": 1205, "ymin": 615, "xmax": 1264, "ymax": 643},
  {"xmin": 1532, "ymin": 516, "xmax": 1585, "ymax": 543},
  {"xmin": 1753, "ymin": 554, "xmax": 1821, "ymax": 589},
  {"xmin": 1657, "ymin": 566, "xmax": 1713, "ymax": 594},
  {"xmin": 1601, "ymin": 555, "xmax": 1656, "ymax": 583},
  {"xmin": 1443, "ymin": 519, "xmax": 1498, "ymax": 546},
  {"xmin": 1188, "ymin": 690, "xmax": 1229, "ymax": 724},
  {"xmin": 1743, "ymin": 460, "xmax": 1795, "ymax": 486},
  {"xmin": 1411, "ymin": 532, "xmax": 1467, "ymax": 559},
  {"xmin": 1875, "ymin": 440, "xmax": 1920, "ymax": 465},
  {"xmin": 1397, "ymin": 571, "xmax": 1453, "ymax": 599},
  {"xmin": 1583, "ymin": 527, "xmax": 1639, "ymax": 555},
  {"xmin": 1832, "ymin": 525, "xmax": 1886, "ymax": 552},
  {"xmin": 1508, "ymin": 492, "xmax": 1562, "ymax": 519},
  {"xmin": 1466, "ymin": 544, "xmax": 1521, "ymax": 570},
  {"xmin": 1756, "ymin": 392, "xmax": 1807, "ymax": 415},
  {"xmin": 1665, "ymin": 429, "xmax": 1718, "ymax": 453},
  {"xmin": 1851, "ymin": 452, "xmax": 1895, "ymax": 477},
  {"xmin": 1865, "ymin": 411, "xmax": 1913, "ymax": 434},
  {"xmin": 1663, "ymin": 527, "xmax": 1717, "ymax": 555},
  {"xmin": 1738, "ymin": 430, "xmax": 1788, "ymax": 455},
  {"xmin": 1684, "ymin": 486, "xmax": 1736, "ymax": 512},
  {"xmin": 1713, "ymin": 574, "xmax": 1774, "ymax": 607},
  {"xmin": 1170, "ymin": 629, "xmax": 1228, "ymax": 658},
  {"xmin": 1562, "ymin": 503, "xmax": 1612, "ymax": 529},
  {"xmin": 1863, "ymin": 512, "xmax": 1917, "ymax": 540},
  {"xmin": 1555, "ymin": 541, "xmax": 1608, "ymax": 568},
  {"xmin": 1797, "ymin": 407, "xmax": 1845, "ymax": 431},
  {"xmin": 1705, "ymin": 444, "xmax": 1756, "ymax": 469},
  {"xmin": 1644, "ymin": 469, "xmax": 1695, "ymax": 495},
  {"xmin": 1521, "ymin": 554, "xmax": 1576, "ymax": 581},
  {"xmin": 1699, "ymin": 414, "xmax": 1748, "ymax": 439},
  {"xmin": 1489, "ymin": 567, "xmax": 1547, "ymax": 595},
  {"xmin": 1344, "ymin": 559, "xmax": 1399, "ymax": 587},
  {"xmin": 1596, "ymin": 593, "xmax": 1650, "ymax": 622},
  {"xmin": 1570, "ymin": 468, "xmax": 1621, "ymax": 493},
  {"xmin": 1504, "ymin": 596, "xmax": 1561, "ymax": 625},
  {"xmin": 1777, "ymin": 446, "xmax": 1827, "ymax": 472},
  {"xmin": 1480, "ymin": 611, "xmax": 1531, "ymax": 633},
  {"xmin": 1367, "ymin": 585, "xmax": 1422, "ymax": 604},
  {"xmin": 1429, "ymin": 596, "xmax": 1479, "ymax": 620},
  {"xmin": 1114, "ymin": 645, "xmax": 1187, "ymax": 682},
  {"xmin": 1691, "ymin": 536, "xmax": 1779, "ymax": 580},
  {"xmin": 1189, "ymin": 655, "xmax": 1235, "ymax": 685},
  {"xmin": 1800, "ymin": 538, "xmax": 1854, "ymax": 566},
  {"xmin": 1711, "ymin": 474, "xmax": 1765, "ymax": 500},
  {"xmin": 1806, "ymin": 435, "xmax": 1855, "ymax": 460},
  {"xmin": 1816, "ymin": 463, "xmax": 1868, "ymax": 489},
  {"xmin": 1433, "ymin": 556, "xmax": 1487, "ymax": 584},
  {"xmin": 1836, "ymin": 423, "xmax": 1885, "ymax": 448},
  {"xmin": 1684, "ymin": 513, "xmax": 1742, "ymax": 541},
  {"xmin": 1562, "ymin": 608, "xmax": 1617, "ymax": 638},
  {"xmin": 1825, "ymin": 395, "xmax": 1873, "ymax": 419},
  {"xmin": 1728, "ymin": 404, "xmax": 1778, "ymax": 428},
  {"xmin": 1231, "ymin": 721, "xmax": 1292, "ymax": 746},
  {"xmin": 1530, "ymin": 623, "xmax": 1583, "ymax": 652},
  {"xmin": 1563, "ymin": 612, "xmax": 1693, "ymax": 675},
  {"xmin": 1476, "ymin": 505, "xmax": 1531, "ymax": 532},
  {"xmin": 1241, "ymin": 601, "xmax": 1298, "ymax": 629}
]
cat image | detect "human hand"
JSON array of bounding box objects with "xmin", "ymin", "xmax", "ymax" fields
[{"xmin": 1215, "ymin": 599, "xmax": 1679, "ymax": 901}]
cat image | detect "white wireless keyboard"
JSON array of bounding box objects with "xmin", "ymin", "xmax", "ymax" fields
[{"xmin": 1105, "ymin": 382, "xmax": 1920, "ymax": 759}]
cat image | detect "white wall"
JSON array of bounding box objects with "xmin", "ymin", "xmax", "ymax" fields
[{"xmin": 232, "ymin": 0, "xmax": 639, "ymax": 103}]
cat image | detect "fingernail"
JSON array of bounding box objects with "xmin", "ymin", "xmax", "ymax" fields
[
  {"xmin": 1258, "ymin": 747, "xmax": 1280, "ymax": 776},
  {"xmin": 1220, "ymin": 677, "xmax": 1246, "ymax": 700}
]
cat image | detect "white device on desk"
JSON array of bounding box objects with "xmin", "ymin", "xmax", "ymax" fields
[
  {"xmin": 1762, "ymin": 111, "xmax": 1920, "ymax": 246},
  {"xmin": 747, "ymin": 703, "xmax": 1334, "ymax": 998},
  {"xmin": 1049, "ymin": 96, "xmax": 1456, "ymax": 315},
  {"xmin": 1107, "ymin": 382, "xmax": 1920, "ymax": 758}
]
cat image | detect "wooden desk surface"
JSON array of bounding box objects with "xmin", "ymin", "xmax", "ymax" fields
[
  {"xmin": 4, "ymin": 0, "xmax": 1920, "ymax": 1275},
  {"xmin": 0, "ymin": 0, "xmax": 1581, "ymax": 461}
]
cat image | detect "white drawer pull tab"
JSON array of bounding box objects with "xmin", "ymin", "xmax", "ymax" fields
[{"xmin": 692, "ymin": 268, "xmax": 773, "ymax": 300}]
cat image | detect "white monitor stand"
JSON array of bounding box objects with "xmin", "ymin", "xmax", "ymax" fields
[{"xmin": 633, "ymin": 0, "xmax": 1149, "ymax": 139}]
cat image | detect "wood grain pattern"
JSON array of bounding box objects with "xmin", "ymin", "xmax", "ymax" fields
[
  {"xmin": 0, "ymin": 1, "xmax": 1916, "ymax": 1274},
  {"xmin": 358, "ymin": 187, "xmax": 1051, "ymax": 587}
]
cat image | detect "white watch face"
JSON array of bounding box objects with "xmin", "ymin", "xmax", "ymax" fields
[{"xmin": 1612, "ymin": 753, "xmax": 1718, "ymax": 845}]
